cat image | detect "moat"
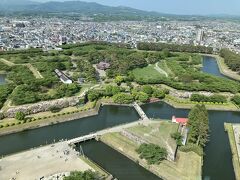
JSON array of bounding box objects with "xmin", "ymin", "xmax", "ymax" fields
[{"xmin": 0, "ymin": 56, "xmax": 237, "ymax": 180}]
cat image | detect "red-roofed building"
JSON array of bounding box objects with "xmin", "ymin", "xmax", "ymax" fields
[{"xmin": 172, "ymin": 116, "xmax": 188, "ymax": 126}]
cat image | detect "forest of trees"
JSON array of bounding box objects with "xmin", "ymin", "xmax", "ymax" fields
[
  {"xmin": 137, "ymin": 42, "xmax": 213, "ymax": 54},
  {"xmin": 220, "ymin": 48, "xmax": 240, "ymax": 72}
]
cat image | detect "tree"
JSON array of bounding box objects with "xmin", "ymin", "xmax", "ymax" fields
[
  {"xmin": 115, "ymin": 76, "xmax": 124, "ymax": 86},
  {"xmin": 187, "ymin": 104, "xmax": 209, "ymax": 147},
  {"xmin": 64, "ymin": 170, "xmax": 101, "ymax": 180},
  {"xmin": 87, "ymin": 90, "xmax": 101, "ymax": 102},
  {"xmin": 142, "ymin": 85, "xmax": 153, "ymax": 95},
  {"xmin": 135, "ymin": 92, "xmax": 149, "ymax": 103},
  {"xmin": 152, "ymin": 89, "xmax": 165, "ymax": 99},
  {"xmin": 171, "ymin": 132, "xmax": 183, "ymax": 146},
  {"xmin": 113, "ymin": 93, "xmax": 134, "ymax": 104},
  {"xmin": 136, "ymin": 143, "xmax": 167, "ymax": 164},
  {"xmin": 15, "ymin": 112, "xmax": 25, "ymax": 121},
  {"xmin": 162, "ymin": 48, "xmax": 170, "ymax": 58}
]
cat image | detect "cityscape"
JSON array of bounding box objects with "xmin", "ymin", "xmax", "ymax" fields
[
  {"xmin": 1, "ymin": 17, "xmax": 240, "ymax": 53},
  {"xmin": 0, "ymin": 0, "xmax": 240, "ymax": 180}
]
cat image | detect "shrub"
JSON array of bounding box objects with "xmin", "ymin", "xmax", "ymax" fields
[
  {"xmin": 15, "ymin": 112, "xmax": 26, "ymax": 121},
  {"xmin": 5, "ymin": 123, "xmax": 10, "ymax": 127},
  {"xmin": 49, "ymin": 106, "xmax": 62, "ymax": 113},
  {"xmin": 113, "ymin": 93, "xmax": 134, "ymax": 104}
]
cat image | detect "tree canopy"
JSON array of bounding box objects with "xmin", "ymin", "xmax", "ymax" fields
[{"xmin": 187, "ymin": 104, "xmax": 209, "ymax": 147}]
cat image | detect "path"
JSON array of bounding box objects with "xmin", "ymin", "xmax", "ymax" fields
[
  {"xmin": 23, "ymin": 63, "xmax": 43, "ymax": 79},
  {"xmin": 0, "ymin": 58, "xmax": 15, "ymax": 66},
  {"xmin": 0, "ymin": 58, "xmax": 43, "ymax": 79},
  {"xmin": 154, "ymin": 62, "xmax": 168, "ymax": 77}
]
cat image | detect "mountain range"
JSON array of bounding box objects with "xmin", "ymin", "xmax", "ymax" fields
[{"xmin": 0, "ymin": 0, "xmax": 160, "ymax": 15}]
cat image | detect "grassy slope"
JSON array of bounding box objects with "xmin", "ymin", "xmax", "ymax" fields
[{"xmin": 132, "ymin": 64, "xmax": 164, "ymax": 81}]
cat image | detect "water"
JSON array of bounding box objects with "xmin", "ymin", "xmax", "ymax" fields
[
  {"xmin": 78, "ymin": 141, "xmax": 161, "ymax": 180},
  {"xmin": 0, "ymin": 56, "xmax": 238, "ymax": 180},
  {"xmin": 0, "ymin": 74, "xmax": 6, "ymax": 84},
  {"xmin": 0, "ymin": 105, "xmax": 139, "ymax": 156},
  {"xmin": 0, "ymin": 102, "xmax": 237, "ymax": 180},
  {"xmin": 201, "ymin": 56, "xmax": 226, "ymax": 78}
]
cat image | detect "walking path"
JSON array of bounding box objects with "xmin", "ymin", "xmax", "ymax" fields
[
  {"xmin": 154, "ymin": 62, "xmax": 168, "ymax": 77},
  {"xmin": 0, "ymin": 58, "xmax": 15, "ymax": 66},
  {"xmin": 0, "ymin": 58, "xmax": 43, "ymax": 79},
  {"xmin": 23, "ymin": 63, "xmax": 43, "ymax": 79}
]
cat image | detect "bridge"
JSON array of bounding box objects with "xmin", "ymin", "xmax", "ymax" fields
[
  {"xmin": 133, "ymin": 102, "xmax": 150, "ymax": 121},
  {"xmin": 68, "ymin": 120, "xmax": 150, "ymax": 144},
  {"xmin": 67, "ymin": 102, "xmax": 150, "ymax": 144}
]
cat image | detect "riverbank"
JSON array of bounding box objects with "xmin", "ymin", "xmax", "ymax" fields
[
  {"xmin": 224, "ymin": 123, "xmax": 240, "ymax": 180},
  {"xmin": 164, "ymin": 95, "xmax": 239, "ymax": 112},
  {"xmin": 0, "ymin": 105, "xmax": 99, "ymax": 137},
  {"xmin": 100, "ymin": 121, "xmax": 202, "ymax": 180},
  {"xmin": 1, "ymin": 96, "xmax": 240, "ymax": 137}
]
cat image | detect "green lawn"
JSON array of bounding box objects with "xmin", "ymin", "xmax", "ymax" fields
[
  {"xmin": 132, "ymin": 64, "xmax": 165, "ymax": 81},
  {"xmin": 126, "ymin": 121, "xmax": 178, "ymax": 150}
]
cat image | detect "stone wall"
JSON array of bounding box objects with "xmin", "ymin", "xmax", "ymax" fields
[{"xmin": 4, "ymin": 96, "xmax": 80, "ymax": 118}]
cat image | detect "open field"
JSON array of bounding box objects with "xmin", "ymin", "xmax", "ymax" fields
[
  {"xmin": 0, "ymin": 142, "xmax": 93, "ymax": 180},
  {"xmin": 101, "ymin": 121, "xmax": 202, "ymax": 180},
  {"xmin": 132, "ymin": 64, "xmax": 165, "ymax": 81},
  {"xmin": 225, "ymin": 123, "xmax": 240, "ymax": 180},
  {"xmin": 126, "ymin": 121, "xmax": 178, "ymax": 153}
]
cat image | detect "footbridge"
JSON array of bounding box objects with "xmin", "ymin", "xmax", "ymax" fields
[
  {"xmin": 133, "ymin": 102, "xmax": 149, "ymax": 121},
  {"xmin": 68, "ymin": 120, "xmax": 150, "ymax": 145}
]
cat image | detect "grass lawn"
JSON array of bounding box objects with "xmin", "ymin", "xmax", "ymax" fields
[
  {"xmin": 224, "ymin": 123, "xmax": 240, "ymax": 180},
  {"xmin": 126, "ymin": 121, "xmax": 178, "ymax": 151},
  {"xmin": 132, "ymin": 64, "xmax": 165, "ymax": 81},
  {"xmin": 101, "ymin": 127, "xmax": 202, "ymax": 180}
]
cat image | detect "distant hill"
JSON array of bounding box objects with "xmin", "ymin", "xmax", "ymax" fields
[{"xmin": 0, "ymin": 0, "xmax": 163, "ymax": 17}]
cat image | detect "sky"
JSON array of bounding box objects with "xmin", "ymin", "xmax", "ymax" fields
[{"xmin": 34, "ymin": 0, "xmax": 240, "ymax": 15}]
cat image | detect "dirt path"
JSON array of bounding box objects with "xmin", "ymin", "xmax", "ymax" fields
[
  {"xmin": 154, "ymin": 62, "xmax": 168, "ymax": 77},
  {"xmin": 0, "ymin": 58, "xmax": 15, "ymax": 66},
  {"xmin": 0, "ymin": 58, "xmax": 43, "ymax": 79},
  {"xmin": 23, "ymin": 63, "xmax": 43, "ymax": 79}
]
